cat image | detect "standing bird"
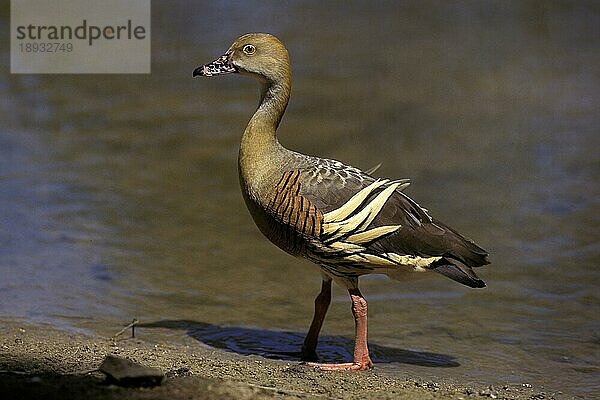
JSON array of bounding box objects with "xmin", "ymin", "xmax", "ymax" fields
[{"xmin": 193, "ymin": 33, "xmax": 489, "ymax": 371}]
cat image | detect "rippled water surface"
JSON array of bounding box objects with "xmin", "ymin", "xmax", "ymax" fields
[{"xmin": 1, "ymin": 1, "xmax": 599, "ymax": 397}]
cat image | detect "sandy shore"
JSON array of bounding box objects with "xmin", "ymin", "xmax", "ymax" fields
[{"xmin": 0, "ymin": 321, "xmax": 573, "ymax": 400}]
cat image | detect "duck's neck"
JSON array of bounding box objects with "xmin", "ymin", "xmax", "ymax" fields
[
  {"xmin": 242, "ymin": 79, "xmax": 290, "ymax": 153},
  {"xmin": 239, "ymin": 77, "xmax": 291, "ymax": 189}
]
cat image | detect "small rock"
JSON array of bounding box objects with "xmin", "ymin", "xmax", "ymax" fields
[{"xmin": 99, "ymin": 355, "xmax": 164, "ymax": 387}]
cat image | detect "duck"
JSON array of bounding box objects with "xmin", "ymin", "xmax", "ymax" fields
[{"xmin": 193, "ymin": 33, "xmax": 489, "ymax": 371}]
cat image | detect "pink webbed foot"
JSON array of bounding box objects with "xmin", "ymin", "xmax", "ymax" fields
[{"xmin": 306, "ymin": 358, "xmax": 374, "ymax": 371}]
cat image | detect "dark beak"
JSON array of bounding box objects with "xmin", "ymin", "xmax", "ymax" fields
[{"xmin": 193, "ymin": 52, "xmax": 237, "ymax": 77}]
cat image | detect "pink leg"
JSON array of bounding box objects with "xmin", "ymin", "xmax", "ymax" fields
[
  {"xmin": 307, "ymin": 288, "xmax": 374, "ymax": 371},
  {"xmin": 301, "ymin": 279, "xmax": 332, "ymax": 361}
]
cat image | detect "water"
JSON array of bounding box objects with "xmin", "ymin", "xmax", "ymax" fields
[{"xmin": 1, "ymin": 1, "xmax": 599, "ymax": 397}]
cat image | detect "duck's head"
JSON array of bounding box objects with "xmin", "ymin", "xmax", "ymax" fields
[{"xmin": 193, "ymin": 33, "xmax": 290, "ymax": 83}]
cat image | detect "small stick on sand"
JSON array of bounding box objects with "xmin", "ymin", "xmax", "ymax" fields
[{"xmin": 114, "ymin": 319, "xmax": 139, "ymax": 339}]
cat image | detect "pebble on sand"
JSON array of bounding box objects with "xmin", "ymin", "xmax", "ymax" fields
[{"xmin": 100, "ymin": 355, "xmax": 165, "ymax": 387}]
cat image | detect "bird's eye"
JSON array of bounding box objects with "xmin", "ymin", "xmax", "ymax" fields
[{"xmin": 242, "ymin": 44, "xmax": 256, "ymax": 55}]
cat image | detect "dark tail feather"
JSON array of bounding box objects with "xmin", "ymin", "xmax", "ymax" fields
[
  {"xmin": 438, "ymin": 222, "xmax": 490, "ymax": 268},
  {"xmin": 432, "ymin": 258, "xmax": 486, "ymax": 288}
]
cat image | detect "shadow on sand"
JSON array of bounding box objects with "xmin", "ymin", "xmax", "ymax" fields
[{"xmin": 139, "ymin": 319, "xmax": 459, "ymax": 368}]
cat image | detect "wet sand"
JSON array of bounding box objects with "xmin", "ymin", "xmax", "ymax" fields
[{"xmin": 0, "ymin": 321, "xmax": 574, "ymax": 400}]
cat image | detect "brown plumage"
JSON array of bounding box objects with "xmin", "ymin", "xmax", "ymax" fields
[
  {"xmin": 269, "ymin": 170, "xmax": 323, "ymax": 238},
  {"xmin": 194, "ymin": 33, "xmax": 489, "ymax": 371}
]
